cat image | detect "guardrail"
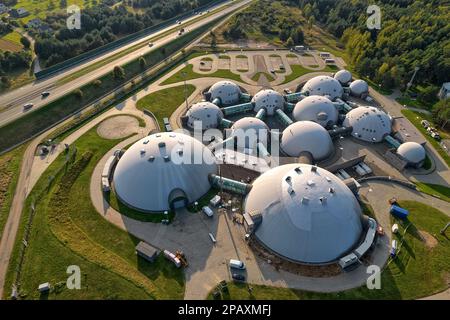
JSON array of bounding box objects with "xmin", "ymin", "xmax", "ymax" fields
[
  {"xmin": 357, "ymin": 176, "xmax": 417, "ymax": 190},
  {"xmin": 35, "ymin": 0, "xmax": 227, "ymax": 79}
]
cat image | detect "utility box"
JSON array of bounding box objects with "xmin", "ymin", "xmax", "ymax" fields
[
  {"xmin": 390, "ymin": 205, "xmax": 409, "ymax": 220},
  {"xmin": 38, "ymin": 283, "xmax": 51, "ymax": 293}
]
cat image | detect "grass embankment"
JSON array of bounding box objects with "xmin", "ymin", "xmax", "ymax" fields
[
  {"xmin": 416, "ymin": 183, "xmax": 450, "ymax": 202},
  {"xmin": 136, "ymin": 84, "xmax": 196, "ymax": 129},
  {"xmin": 3, "ymin": 125, "xmax": 185, "ymax": 300},
  {"xmin": 401, "ymin": 109, "xmax": 450, "ymax": 167},
  {"xmin": 0, "ymin": 17, "xmax": 221, "ymax": 153},
  {"xmin": 162, "ymin": 64, "xmax": 242, "ymax": 85},
  {"xmin": 0, "ymin": 144, "xmax": 27, "ymax": 239},
  {"xmin": 209, "ymin": 201, "xmax": 450, "ymax": 300}
]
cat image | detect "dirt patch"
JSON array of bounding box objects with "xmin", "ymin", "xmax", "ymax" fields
[
  {"xmin": 218, "ymin": 58, "xmax": 231, "ymax": 70},
  {"xmin": 97, "ymin": 115, "xmax": 140, "ymax": 140},
  {"xmin": 419, "ymin": 230, "xmax": 438, "ymax": 249},
  {"xmin": 236, "ymin": 57, "xmax": 249, "ymax": 71},
  {"xmin": 0, "ymin": 39, "xmax": 22, "ymax": 52},
  {"xmin": 199, "ymin": 59, "xmax": 213, "ymax": 71}
]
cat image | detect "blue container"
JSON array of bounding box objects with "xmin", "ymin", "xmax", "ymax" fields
[{"xmin": 390, "ymin": 205, "xmax": 409, "ymax": 220}]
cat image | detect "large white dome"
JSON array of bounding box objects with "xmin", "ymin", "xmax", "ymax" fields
[
  {"xmin": 231, "ymin": 117, "xmax": 270, "ymax": 149},
  {"xmin": 186, "ymin": 101, "xmax": 224, "ymax": 130},
  {"xmin": 343, "ymin": 106, "xmax": 392, "ymax": 142},
  {"xmin": 397, "ymin": 142, "xmax": 426, "ymax": 165},
  {"xmin": 252, "ymin": 89, "xmax": 284, "ymax": 116},
  {"xmin": 349, "ymin": 80, "xmax": 369, "ymax": 97},
  {"xmin": 281, "ymin": 121, "xmax": 333, "ymax": 160},
  {"xmin": 208, "ymin": 80, "xmax": 241, "ymax": 106},
  {"xmin": 245, "ymin": 164, "xmax": 363, "ymax": 264},
  {"xmin": 113, "ymin": 132, "xmax": 217, "ymax": 212},
  {"xmin": 302, "ymin": 76, "xmax": 343, "ymax": 100},
  {"xmin": 334, "ymin": 70, "xmax": 352, "ymax": 85},
  {"xmin": 292, "ymin": 95, "xmax": 338, "ymax": 127}
]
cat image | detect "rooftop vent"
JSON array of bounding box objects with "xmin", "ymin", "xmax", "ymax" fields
[
  {"xmin": 325, "ymin": 176, "xmax": 332, "ymax": 182},
  {"xmin": 143, "ymin": 140, "xmax": 149, "ymax": 145},
  {"xmin": 288, "ymin": 186, "xmax": 295, "ymax": 195},
  {"xmin": 177, "ymin": 149, "xmax": 184, "ymax": 156},
  {"xmin": 311, "ymin": 166, "xmax": 318, "ymax": 173},
  {"xmin": 148, "ymin": 156, "xmax": 155, "ymax": 162},
  {"xmin": 319, "ymin": 196, "xmax": 327, "ymax": 205},
  {"xmin": 164, "ymin": 156, "xmax": 170, "ymax": 162},
  {"xmin": 159, "ymin": 142, "xmax": 166, "ymax": 148},
  {"xmin": 329, "ymin": 187, "xmax": 335, "ymax": 194},
  {"xmin": 295, "ymin": 167, "xmax": 302, "ymax": 174},
  {"xmin": 301, "ymin": 197, "xmax": 310, "ymax": 204},
  {"xmin": 140, "ymin": 149, "xmax": 146, "ymax": 155},
  {"xmin": 307, "ymin": 180, "xmax": 315, "ymax": 186},
  {"xmin": 285, "ymin": 176, "xmax": 292, "ymax": 183}
]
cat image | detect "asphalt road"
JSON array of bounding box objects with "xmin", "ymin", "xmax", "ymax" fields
[{"xmin": 0, "ymin": 0, "xmax": 252, "ymax": 128}]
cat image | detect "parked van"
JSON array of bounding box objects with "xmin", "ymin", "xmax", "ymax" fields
[
  {"xmin": 202, "ymin": 206, "xmax": 214, "ymax": 217},
  {"xmin": 229, "ymin": 259, "xmax": 246, "ymax": 270}
]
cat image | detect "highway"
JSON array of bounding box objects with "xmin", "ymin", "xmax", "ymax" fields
[{"xmin": 0, "ymin": 0, "xmax": 251, "ymax": 128}]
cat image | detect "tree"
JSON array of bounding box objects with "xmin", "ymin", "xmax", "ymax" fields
[
  {"xmin": 113, "ymin": 66, "xmax": 125, "ymax": 80},
  {"xmin": 285, "ymin": 37, "xmax": 294, "ymax": 48},
  {"xmin": 93, "ymin": 79, "xmax": 102, "ymax": 87},
  {"xmin": 74, "ymin": 89, "xmax": 83, "ymax": 99},
  {"xmin": 418, "ymin": 86, "xmax": 438, "ymax": 104},
  {"xmin": 291, "ymin": 27, "xmax": 304, "ymax": 45},
  {"xmin": 20, "ymin": 37, "xmax": 31, "ymax": 50},
  {"xmin": 432, "ymin": 99, "xmax": 450, "ymax": 129}
]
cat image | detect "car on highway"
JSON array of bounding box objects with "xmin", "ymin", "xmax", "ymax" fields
[
  {"xmin": 231, "ymin": 273, "xmax": 246, "ymax": 282},
  {"xmin": 23, "ymin": 103, "xmax": 34, "ymax": 111},
  {"xmin": 148, "ymin": 42, "xmax": 154, "ymax": 47},
  {"xmin": 41, "ymin": 91, "xmax": 50, "ymax": 98}
]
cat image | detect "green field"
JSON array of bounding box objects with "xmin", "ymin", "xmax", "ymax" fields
[
  {"xmin": 13, "ymin": 0, "xmax": 92, "ymax": 23},
  {"xmin": 281, "ymin": 65, "xmax": 318, "ymax": 84},
  {"xmin": 136, "ymin": 84, "xmax": 196, "ymax": 129},
  {"xmin": 251, "ymin": 72, "xmax": 274, "ymax": 82},
  {"xmin": 0, "ymin": 144, "xmax": 27, "ymax": 240},
  {"xmin": 416, "ymin": 182, "xmax": 450, "ymax": 202},
  {"xmin": 162, "ymin": 64, "xmax": 242, "ymax": 85},
  {"xmin": 401, "ymin": 109, "xmax": 450, "ymax": 167},
  {"xmin": 210, "ymin": 201, "xmax": 450, "ymax": 300},
  {"xmin": 3, "ymin": 123, "xmax": 185, "ymax": 300}
]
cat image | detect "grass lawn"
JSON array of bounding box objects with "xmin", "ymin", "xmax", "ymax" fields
[
  {"xmin": 251, "ymin": 72, "xmax": 275, "ymax": 82},
  {"xmin": 3, "ymin": 123, "xmax": 185, "ymax": 300},
  {"xmin": 161, "ymin": 64, "xmax": 242, "ymax": 85},
  {"xmin": 281, "ymin": 65, "xmax": 317, "ymax": 85},
  {"xmin": 0, "ymin": 144, "xmax": 27, "ymax": 239},
  {"xmin": 209, "ymin": 201, "xmax": 450, "ymax": 300},
  {"xmin": 14, "ymin": 0, "xmax": 92, "ymax": 23},
  {"xmin": 396, "ymin": 96, "xmax": 433, "ymax": 111},
  {"xmin": 136, "ymin": 84, "xmax": 196, "ymax": 129},
  {"xmin": 401, "ymin": 109, "xmax": 450, "ymax": 167},
  {"xmin": 416, "ymin": 182, "xmax": 450, "ymax": 202}
]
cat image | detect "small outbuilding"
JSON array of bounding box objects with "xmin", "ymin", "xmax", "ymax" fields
[{"xmin": 136, "ymin": 242, "xmax": 159, "ymax": 263}]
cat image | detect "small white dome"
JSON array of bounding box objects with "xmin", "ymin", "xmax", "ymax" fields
[
  {"xmin": 114, "ymin": 132, "xmax": 217, "ymax": 212},
  {"xmin": 231, "ymin": 117, "xmax": 270, "ymax": 149},
  {"xmin": 281, "ymin": 121, "xmax": 333, "ymax": 160},
  {"xmin": 349, "ymin": 80, "xmax": 369, "ymax": 97},
  {"xmin": 292, "ymin": 95, "xmax": 338, "ymax": 127},
  {"xmin": 397, "ymin": 142, "xmax": 426, "ymax": 165},
  {"xmin": 302, "ymin": 76, "xmax": 343, "ymax": 100},
  {"xmin": 245, "ymin": 163, "xmax": 363, "ymax": 264},
  {"xmin": 334, "ymin": 70, "xmax": 352, "ymax": 85},
  {"xmin": 186, "ymin": 101, "xmax": 224, "ymax": 130},
  {"xmin": 208, "ymin": 80, "xmax": 241, "ymax": 106},
  {"xmin": 252, "ymin": 89, "xmax": 284, "ymax": 116},
  {"xmin": 343, "ymin": 106, "xmax": 392, "ymax": 143}
]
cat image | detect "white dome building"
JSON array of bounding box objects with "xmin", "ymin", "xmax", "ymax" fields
[
  {"xmin": 208, "ymin": 80, "xmax": 241, "ymax": 106},
  {"xmin": 245, "ymin": 164, "xmax": 363, "ymax": 264},
  {"xmin": 301, "ymin": 76, "xmax": 343, "ymax": 100},
  {"xmin": 113, "ymin": 132, "xmax": 217, "ymax": 212},
  {"xmin": 343, "ymin": 106, "xmax": 392, "ymax": 143},
  {"xmin": 186, "ymin": 101, "xmax": 224, "ymax": 130},
  {"xmin": 231, "ymin": 117, "xmax": 270, "ymax": 149},
  {"xmin": 349, "ymin": 80, "xmax": 369, "ymax": 98},
  {"xmin": 397, "ymin": 142, "xmax": 426, "ymax": 167},
  {"xmin": 292, "ymin": 95, "xmax": 338, "ymax": 127},
  {"xmin": 281, "ymin": 121, "xmax": 333, "ymax": 160},
  {"xmin": 252, "ymin": 89, "xmax": 284, "ymax": 116},
  {"xmin": 334, "ymin": 70, "xmax": 352, "ymax": 85}
]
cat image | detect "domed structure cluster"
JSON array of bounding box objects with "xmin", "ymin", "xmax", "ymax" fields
[
  {"xmin": 231, "ymin": 117, "xmax": 270, "ymax": 149},
  {"xmin": 185, "ymin": 101, "xmax": 224, "ymax": 130},
  {"xmin": 281, "ymin": 121, "xmax": 334, "ymax": 160},
  {"xmin": 113, "ymin": 132, "xmax": 217, "ymax": 212},
  {"xmin": 252, "ymin": 89, "xmax": 284, "ymax": 116},
  {"xmin": 334, "ymin": 70, "xmax": 352, "ymax": 85},
  {"xmin": 397, "ymin": 142, "xmax": 426, "ymax": 168},
  {"xmin": 349, "ymin": 80, "xmax": 369, "ymax": 98},
  {"xmin": 292, "ymin": 95, "xmax": 338, "ymax": 128},
  {"xmin": 301, "ymin": 76, "xmax": 343, "ymax": 101},
  {"xmin": 208, "ymin": 80, "xmax": 241, "ymax": 106},
  {"xmin": 343, "ymin": 106, "xmax": 392, "ymax": 142},
  {"xmin": 245, "ymin": 164, "xmax": 363, "ymax": 264}
]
